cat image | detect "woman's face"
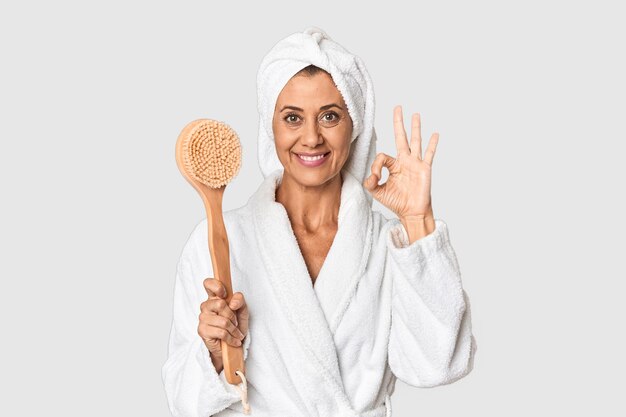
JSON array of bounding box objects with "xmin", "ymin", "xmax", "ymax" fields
[{"xmin": 272, "ymin": 71, "xmax": 353, "ymax": 187}]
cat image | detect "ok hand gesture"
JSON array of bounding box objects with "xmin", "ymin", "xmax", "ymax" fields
[{"xmin": 363, "ymin": 105, "xmax": 438, "ymax": 240}]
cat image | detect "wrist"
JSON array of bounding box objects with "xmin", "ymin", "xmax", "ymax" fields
[
  {"xmin": 400, "ymin": 207, "xmax": 434, "ymax": 225},
  {"xmin": 210, "ymin": 351, "xmax": 224, "ymax": 373},
  {"xmin": 399, "ymin": 210, "xmax": 435, "ymax": 244},
  {"xmin": 401, "ymin": 214, "xmax": 433, "ymax": 223}
]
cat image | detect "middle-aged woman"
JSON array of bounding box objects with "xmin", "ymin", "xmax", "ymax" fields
[{"xmin": 162, "ymin": 27, "xmax": 477, "ymax": 417}]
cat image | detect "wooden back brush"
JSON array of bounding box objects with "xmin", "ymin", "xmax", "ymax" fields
[{"xmin": 175, "ymin": 119, "xmax": 250, "ymax": 411}]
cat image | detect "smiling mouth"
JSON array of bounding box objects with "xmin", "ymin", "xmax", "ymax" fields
[{"xmin": 296, "ymin": 152, "xmax": 330, "ymax": 161}]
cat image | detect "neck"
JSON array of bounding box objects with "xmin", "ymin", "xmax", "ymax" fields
[{"xmin": 275, "ymin": 170, "xmax": 343, "ymax": 232}]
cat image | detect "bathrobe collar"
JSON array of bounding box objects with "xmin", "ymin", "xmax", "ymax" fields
[{"xmin": 249, "ymin": 167, "xmax": 374, "ymax": 396}]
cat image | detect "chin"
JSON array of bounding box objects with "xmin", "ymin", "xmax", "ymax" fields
[{"xmin": 285, "ymin": 166, "xmax": 340, "ymax": 187}]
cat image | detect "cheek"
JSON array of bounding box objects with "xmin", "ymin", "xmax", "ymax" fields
[
  {"xmin": 273, "ymin": 134, "xmax": 295, "ymax": 162},
  {"xmin": 332, "ymin": 129, "xmax": 352, "ymax": 154},
  {"xmin": 272, "ymin": 123, "xmax": 287, "ymax": 147}
]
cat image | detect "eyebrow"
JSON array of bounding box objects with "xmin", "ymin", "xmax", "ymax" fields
[{"xmin": 280, "ymin": 103, "xmax": 344, "ymax": 112}]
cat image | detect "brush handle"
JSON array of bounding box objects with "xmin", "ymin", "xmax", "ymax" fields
[{"xmin": 201, "ymin": 185, "xmax": 246, "ymax": 385}]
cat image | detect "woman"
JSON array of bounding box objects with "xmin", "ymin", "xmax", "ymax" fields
[{"xmin": 162, "ymin": 27, "xmax": 477, "ymax": 417}]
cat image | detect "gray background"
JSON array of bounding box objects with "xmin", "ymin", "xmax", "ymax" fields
[{"xmin": 1, "ymin": 0, "xmax": 624, "ymax": 415}]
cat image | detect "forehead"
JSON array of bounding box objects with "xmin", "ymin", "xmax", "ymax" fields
[{"xmin": 276, "ymin": 72, "xmax": 346, "ymax": 107}]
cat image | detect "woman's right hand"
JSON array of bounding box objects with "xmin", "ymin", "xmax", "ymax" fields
[{"xmin": 198, "ymin": 277, "xmax": 249, "ymax": 367}]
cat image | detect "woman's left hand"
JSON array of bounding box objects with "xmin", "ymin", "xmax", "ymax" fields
[{"xmin": 363, "ymin": 105, "xmax": 438, "ymax": 222}]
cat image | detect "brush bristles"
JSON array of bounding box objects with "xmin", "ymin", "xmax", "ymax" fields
[{"xmin": 182, "ymin": 120, "xmax": 242, "ymax": 188}]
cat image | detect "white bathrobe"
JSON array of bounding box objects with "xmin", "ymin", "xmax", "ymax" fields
[{"xmin": 162, "ymin": 167, "xmax": 477, "ymax": 417}]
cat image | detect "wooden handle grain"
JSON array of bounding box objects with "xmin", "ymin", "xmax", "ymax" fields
[{"xmin": 201, "ymin": 184, "xmax": 245, "ymax": 385}]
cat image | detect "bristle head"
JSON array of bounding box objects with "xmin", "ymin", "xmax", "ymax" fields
[{"xmin": 181, "ymin": 119, "xmax": 242, "ymax": 188}]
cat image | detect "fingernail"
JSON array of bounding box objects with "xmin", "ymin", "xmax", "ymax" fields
[{"xmin": 236, "ymin": 339, "xmax": 242, "ymax": 346}]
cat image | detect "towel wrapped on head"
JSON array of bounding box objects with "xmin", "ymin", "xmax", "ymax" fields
[{"xmin": 256, "ymin": 26, "xmax": 378, "ymax": 204}]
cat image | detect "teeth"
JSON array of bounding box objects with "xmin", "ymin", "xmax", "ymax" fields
[{"xmin": 298, "ymin": 153, "xmax": 326, "ymax": 161}]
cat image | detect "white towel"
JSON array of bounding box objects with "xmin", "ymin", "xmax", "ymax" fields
[{"xmin": 256, "ymin": 26, "xmax": 378, "ymax": 205}]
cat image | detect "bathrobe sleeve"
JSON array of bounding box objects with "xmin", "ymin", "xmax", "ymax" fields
[
  {"xmin": 385, "ymin": 218, "xmax": 477, "ymax": 388},
  {"xmin": 161, "ymin": 226, "xmax": 251, "ymax": 417}
]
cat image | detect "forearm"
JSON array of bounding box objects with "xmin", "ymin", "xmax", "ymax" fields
[{"xmin": 386, "ymin": 218, "xmax": 477, "ymax": 386}]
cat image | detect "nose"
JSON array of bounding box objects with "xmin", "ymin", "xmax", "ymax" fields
[{"xmin": 301, "ymin": 119, "xmax": 324, "ymax": 148}]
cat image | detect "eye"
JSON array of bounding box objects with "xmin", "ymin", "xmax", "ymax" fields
[
  {"xmin": 284, "ymin": 113, "xmax": 301, "ymax": 124},
  {"xmin": 321, "ymin": 111, "xmax": 340, "ymax": 125}
]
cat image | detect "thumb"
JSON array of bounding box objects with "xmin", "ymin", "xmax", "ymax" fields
[
  {"xmin": 229, "ymin": 292, "xmax": 248, "ymax": 314},
  {"xmin": 229, "ymin": 292, "xmax": 249, "ymax": 335},
  {"xmin": 229, "ymin": 294, "xmax": 241, "ymax": 310}
]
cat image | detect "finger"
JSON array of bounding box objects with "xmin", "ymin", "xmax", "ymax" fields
[
  {"xmin": 371, "ymin": 152, "xmax": 395, "ymax": 179},
  {"xmin": 200, "ymin": 324, "xmax": 242, "ymax": 347},
  {"xmin": 362, "ymin": 172, "xmax": 380, "ymax": 192},
  {"xmin": 363, "ymin": 153, "xmax": 395, "ymax": 200},
  {"xmin": 410, "ymin": 113, "xmax": 422, "ymax": 159},
  {"xmin": 423, "ymin": 133, "xmax": 440, "ymax": 165},
  {"xmin": 206, "ymin": 313, "xmax": 246, "ymax": 341},
  {"xmin": 203, "ymin": 277, "xmax": 227, "ymax": 299},
  {"xmin": 215, "ymin": 298, "xmax": 241, "ymax": 329},
  {"xmin": 363, "ymin": 153, "xmax": 392, "ymax": 192},
  {"xmin": 199, "ymin": 300, "xmax": 244, "ymax": 341},
  {"xmin": 393, "ymin": 105, "xmax": 411, "ymax": 156},
  {"xmin": 202, "ymin": 297, "xmax": 239, "ymax": 326}
]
